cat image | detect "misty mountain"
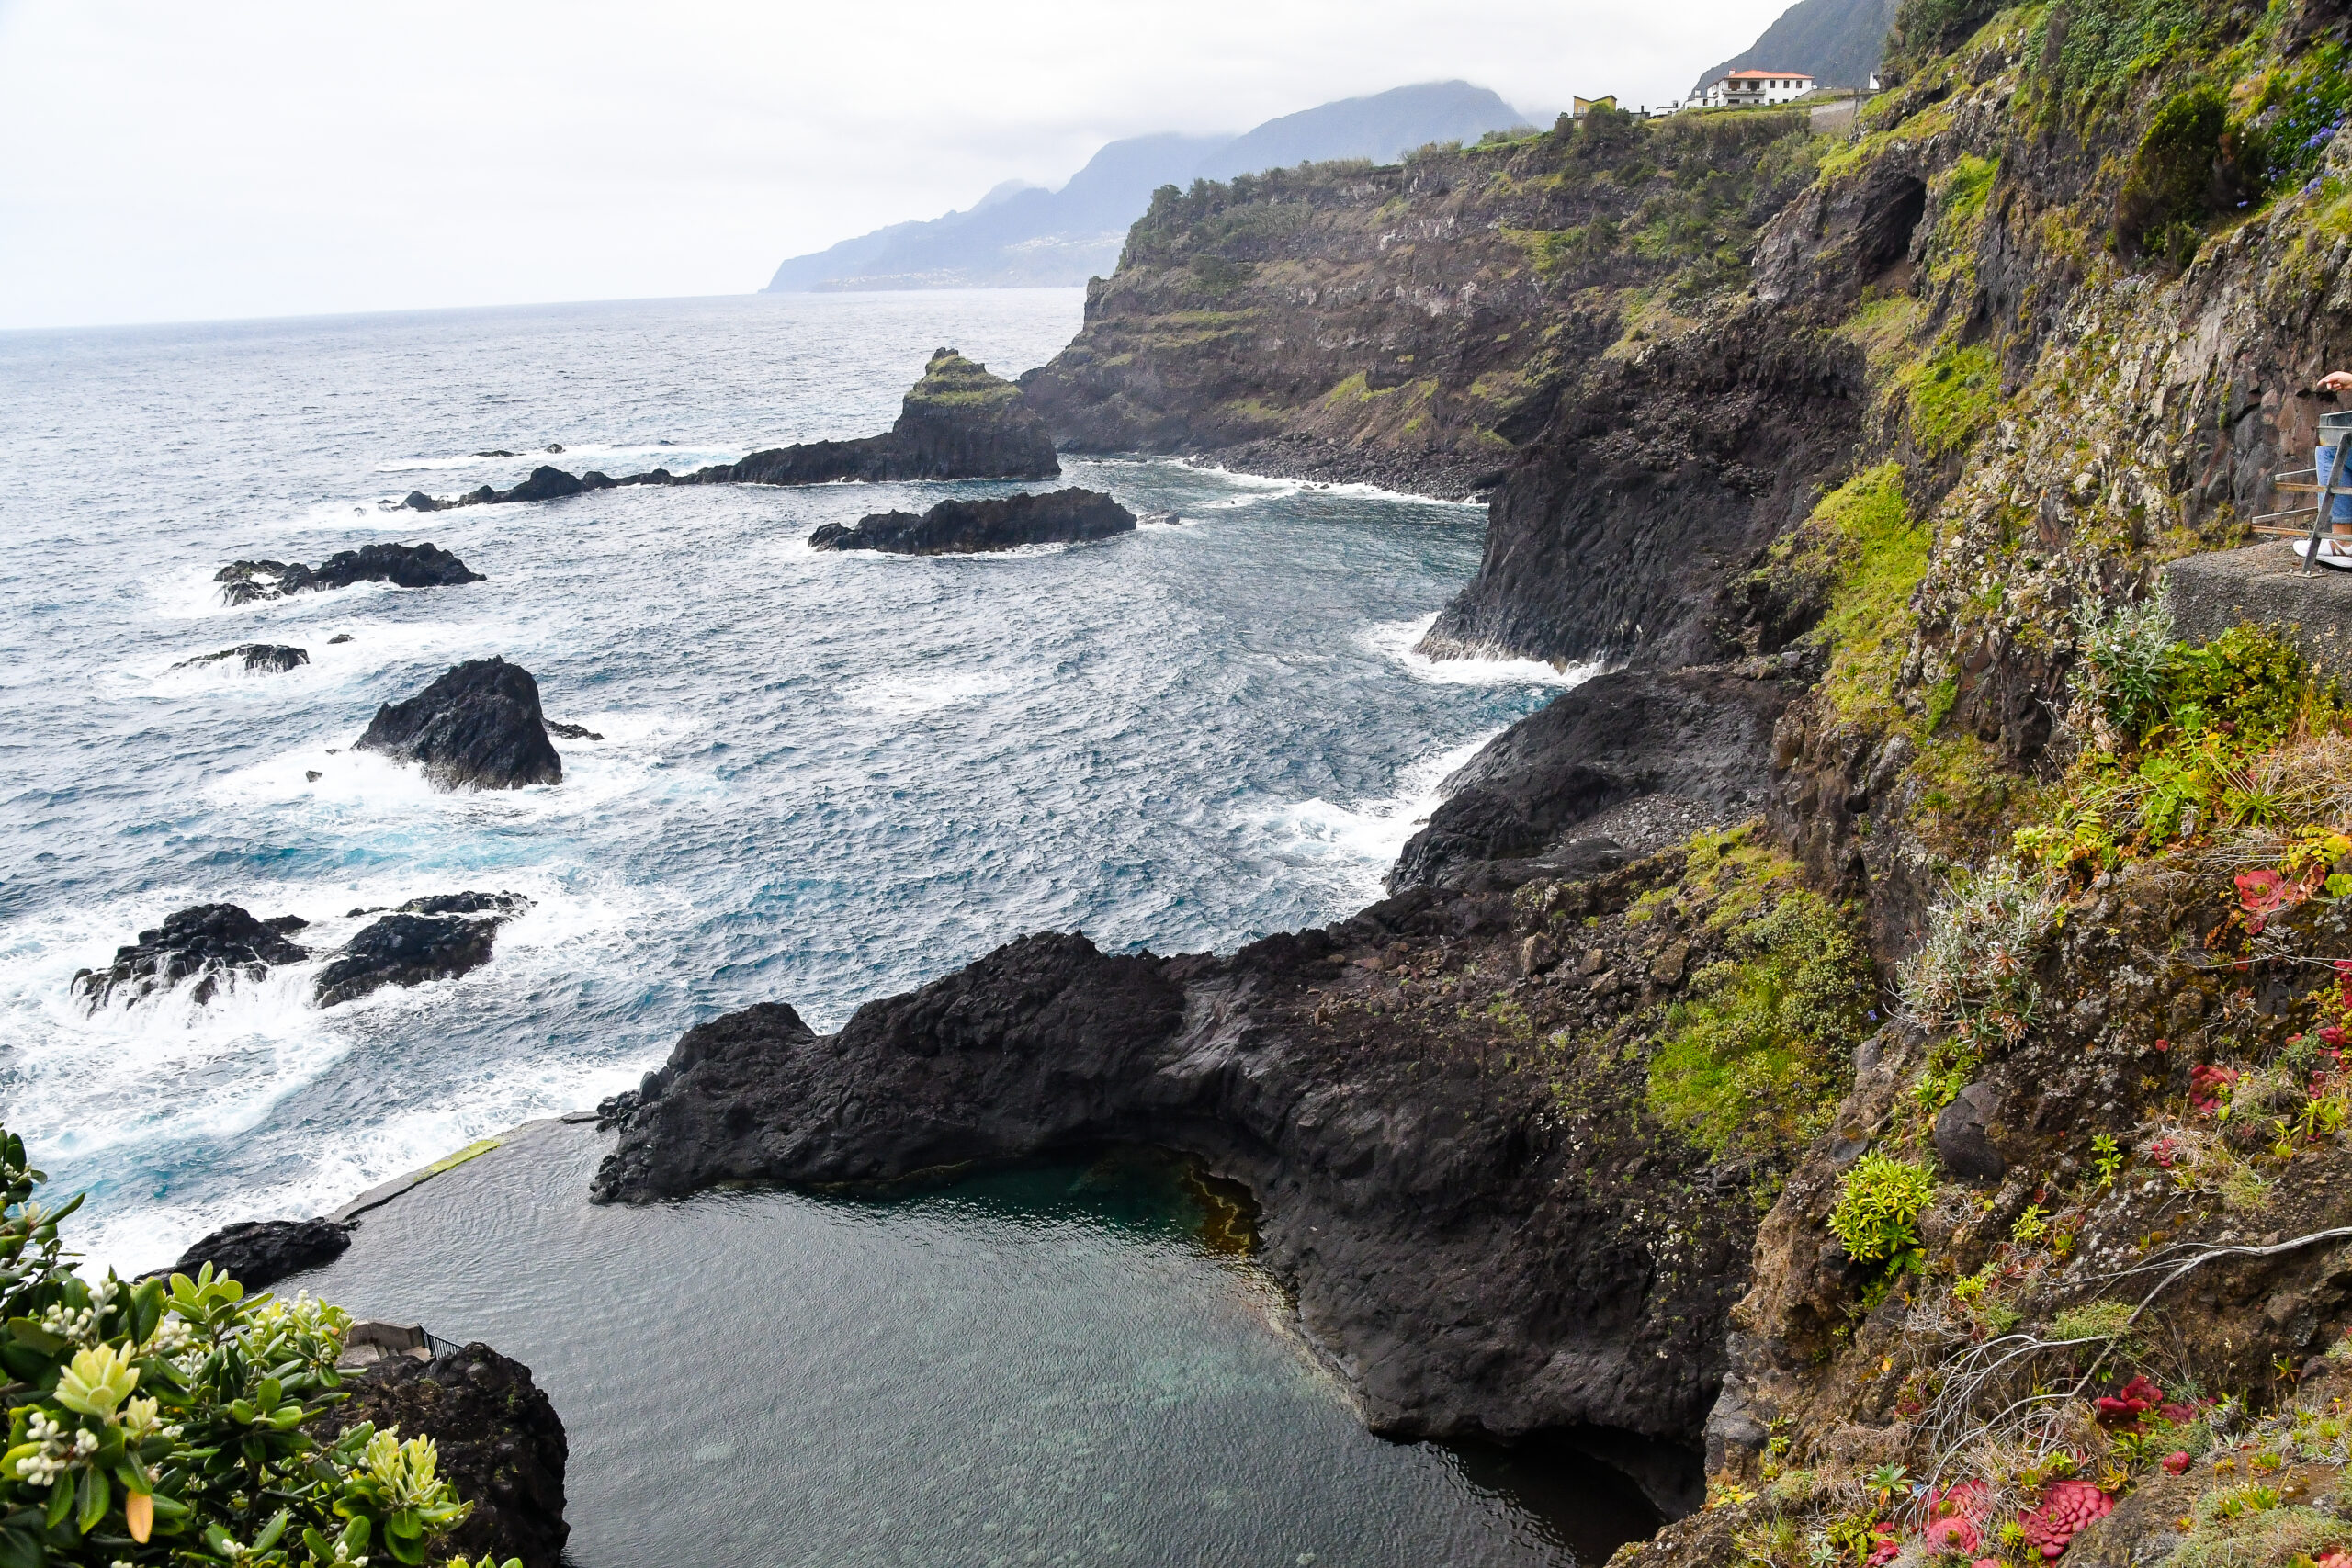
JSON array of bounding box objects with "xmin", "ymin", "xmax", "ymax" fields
[
  {"xmin": 763, "ymin": 82, "xmax": 1532, "ymax": 293},
  {"xmin": 1690, "ymin": 0, "xmax": 1896, "ymax": 95}
]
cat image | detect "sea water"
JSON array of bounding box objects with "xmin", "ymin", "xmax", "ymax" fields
[{"xmin": 0, "ymin": 289, "xmax": 1624, "ymax": 1562}]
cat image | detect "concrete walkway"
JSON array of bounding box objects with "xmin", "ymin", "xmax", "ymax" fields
[{"xmin": 2161, "ymin": 541, "xmax": 2352, "ymax": 679}]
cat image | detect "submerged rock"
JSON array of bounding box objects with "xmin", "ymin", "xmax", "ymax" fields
[
  {"xmin": 172, "ymin": 643, "xmax": 310, "ymax": 674},
  {"xmin": 74, "ymin": 903, "xmax": 311, "ymax": 1010},
  {"xmin": 545, "ymin": 720, "xmax": 603, "ymax": 740},
  {"xmin": 216, "ymin": 542, "xmax": 482, "ymax": 605},
  {"xmin": 405, "ymin": 350, "xmax": 1057, "ymax": 509},
  {"xmin": 159, "ymin": 1216, "xmax": 351, "ymax": 1289},
  {"xmin": 312, "ymin": 891, "xmax": 530, "ymax": 1007},
  {"xmin": 808, "ymin": 488, "xmax": 1136, "ymax": 554},
  {"xmin": 314, "ymin": 1343, "xmax": 569, "ymax": 1568},
  {"xmin": 354, "ymin": 658, "xmax": 562, "ymax": 791}
]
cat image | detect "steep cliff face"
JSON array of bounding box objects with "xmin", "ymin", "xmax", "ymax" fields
[{"xmin": 1019, "ymin": 110, "xmax": 1826, "ymax": 499}]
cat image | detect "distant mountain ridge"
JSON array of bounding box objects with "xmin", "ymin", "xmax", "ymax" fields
[
  {"xmin": 763, "ymin": 82, "xmax": 1532, "ymax": 293},
  {"xmin": 1690, "ymin": 0, "xmax": 1895, "ymax": 95}
]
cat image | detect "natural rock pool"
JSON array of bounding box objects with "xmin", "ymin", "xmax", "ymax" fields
[{"xmin": 288, "ymin": 1121, "xmax": 1659, "ymax": 1566}]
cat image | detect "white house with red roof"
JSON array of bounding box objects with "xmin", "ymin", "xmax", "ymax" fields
[{"xmin": 1695, "ymin": 69, "xmax": 1815, "ymax": 108}]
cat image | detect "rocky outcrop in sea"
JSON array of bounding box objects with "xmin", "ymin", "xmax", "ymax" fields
[
  {"xmin": 73, "ymin": 903, "xmax": 311, "ymax": 1010},
  {"xmin": 173, "ymin": 643, "xmax": 311, "ymax": 673},
  {"xmin": 216, "ymin": 542, "xmax": 481, "ymax": 605},
  {"xmin": 313, "ymin": 891, "xmax": 532, "ymax": 1007},
  {"xmin": 354, "ymin": 659, "xmax": 562, "ymax": 791},
  {"xmin": 158, "ymin": 1216, "xmax": 353, "ymax": 1288},
  {"xmin": 401, "ymin": 349, "xmax": 1058, "ymax": 512},
  {"xmin": 808, "ymin": 488, "xmax": 1135, "ymax": 554}
]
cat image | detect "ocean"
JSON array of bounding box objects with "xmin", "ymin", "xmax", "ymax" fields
[{"xmin": 0, "ymin": 288, "xmax": 1616, "ymax": 1562}]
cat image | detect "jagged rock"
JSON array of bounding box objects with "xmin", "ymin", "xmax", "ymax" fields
[
  {"xmin": 216, "ymin": 543, "xmax": 482, "ymax": 604},
  {"xmin": 313, "ymin": 892, "xmax": 529, "ymax": 1007},
  {"xmin": 158, "ymin": 1216, "xmax": 350, "ymax": 1289},
  {"xmin": 472, "ymin": 449, "xmax": 517, "ymax": 458},
  {"xmin": 1932, "ymin": 1081, "xmax": 2007, "ymax": 1181},
  {"xmin": 73, "ymin": 904, "xmax": 310, "ymax": 1010},
  {"xmin": 545, "ymin": 721, "xmax": 602, "ymax": 740},
  {"xmin": 354, "ymin": 659, "xmax": 562, "ymax": 791},
  {"xmin": 312, "ymin": 1344, "xmax": 567, "ymax": 1568},
  {"xmin": 808, "ymin": 488, "xmax": 1135, "ymax": 554},
  {"xmin": 314, "ymin": 915, "xmax": 493, "ymax": 1007},
  {"xmin": 172, "ymin": 643, "xmax": 310, "ymax": 674}
]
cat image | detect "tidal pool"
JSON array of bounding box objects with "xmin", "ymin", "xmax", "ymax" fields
[{"xmin": 288, "ymin": 1121, "xmax": 1659, "ymax": 1566}]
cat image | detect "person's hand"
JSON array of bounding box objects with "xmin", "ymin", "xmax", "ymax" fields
[{"xmin": 2323, "ymin": 370, "xmax": 2352, "ymax": 392}]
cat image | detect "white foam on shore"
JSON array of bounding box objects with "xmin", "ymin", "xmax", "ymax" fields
[{"xmin": 1360, "ymin": 613, "xmax": 1602, "ymax": 688}]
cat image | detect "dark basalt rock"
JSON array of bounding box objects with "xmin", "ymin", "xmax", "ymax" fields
[
  {"xmin": 172, "ymin": 643, "xmax": 310, "ymax": 674},
  {"xmin": 404, "ymin": 350, "xmax": 1057, "ymax": 509},
  {"xmin": 545, "ymin": 720, "xmax": 602, "ymax": 740},
  {"xmin": 313, "ymin": 892, "xmax": 529, "ymax": 1007},
  {"xmin": 74, "ymin": 903, "xmax": 311, "ymax": 1010},
  {"xmin": 808, "ymin": 488, "xmax": 1135, "ymax": 554},
  {"xmin": 590, "ymin": 923, "xmax": 1730, "ymax": 1483},
  {"xmin": 314, "ymin": 915, "xmax": 493, "ymax": 1007},
  {"xmin": 1390, "ymin": 668, "xmax": 1794, "ymax": 892},
  {"xmin": 158, "ymin": 1216, "xmax": 350, "ymax": 1289},
  {"xmin": 216, "ymin": 542, "xmax": 483, "ymax": 604},
  {"xmin": 1933, "ymin": 1081, "xmax": 2007, "ymax": 1181},
  {"xmin": 354, "ymin": 658, "xmax": 562, "ymax": 791},
  {"xmin": 313, "ymin": 1344, "xmax": 568, "ymax": 1568},
  {"xmin": 398, "ymin": 890, "xmax": 533, "ymax": 919}
]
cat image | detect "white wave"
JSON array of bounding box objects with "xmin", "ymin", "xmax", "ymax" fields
[
  {"xmin": 130, "ymin": 615, "xmax": 537, "ymax": 700},
  {"xmin": 0, "ymin": 871, "xmax": 661, "ymax": 1274},
  {"xmin": 848, "ymin": 670, "xmax": 1014, "ymax": 716},
  {"xmin": 148, "ymin": 566, "xmax": 413, "ymax": 622},
  {"xmin": 1360, "ymin": 613, "xmax": 1602, "ymax": 688},
  {"xmin": 1228, "ymin": 732, "xmax": 1497, "ymax": 907},
  {"xmin": 1169, "ymin": 457, "xmax": 1485, "ymax": 510},
  {"xmin": 205, "ymin": 715, "xmax": 713, "ymax": 825}
]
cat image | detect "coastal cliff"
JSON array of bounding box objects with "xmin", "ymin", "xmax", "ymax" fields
[
  {"xmin": 602, "ymin": 0, "xmax": 2352, "ymax": 1559},
  {"xmin": 1018, "ymin": 109, "xmax": 1826, "ymax": 500}
]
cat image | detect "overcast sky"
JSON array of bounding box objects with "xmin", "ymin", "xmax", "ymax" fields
[{"xmin": 0, "ymin": 0, "xmax": 1792, "ymax": 330}]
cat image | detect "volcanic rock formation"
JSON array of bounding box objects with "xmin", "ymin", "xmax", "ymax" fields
[
  {"xmin": 354, "ymin": 659, "xmax": 562, "ymax": 791},
  {"xmin": 312, "ymin": 891, "xmax": 532, "ymax": 1007},
  {"xmin": 159, "ymin": 1217, "xmax": 352, "ymax": 1289},
  {"xmin": 808, "ymin": 488, "xmax": 1135, "ymax": 554},
  {"xmin": 172, "ymin": 643, "xmax": 311, "ymax": 674},
  {"xmin": 73, "ymin": 903, "xmax": 311, "ymax": 1010},
  {"xmin": 216, "ymin": 543, "xmax": 481, "ymax": 605}
]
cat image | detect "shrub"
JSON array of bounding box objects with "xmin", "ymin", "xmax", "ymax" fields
[
  {"xmin": 1647, "ymin": 891, "xmax": 1874, "ymax": 1162},
  {"xmin": 2117, "ymin": 83, "xmax": 2231, "ymax": 254},
  {"xmin": 1899, "ymin": 858, "xmax": 2059, "ymax": 1039},
  {"xmin": 1828, "ymin": 1153, "xmax": 1937, "ymax": 1267},
  {"xmin": 0, "ymin": 1125, "xmax": 509, "ymax": 1568}
]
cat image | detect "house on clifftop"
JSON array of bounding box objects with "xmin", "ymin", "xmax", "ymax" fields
[{"xmin": 1696, "ymin": 69, "xmax": 1815, "ymax": 107}]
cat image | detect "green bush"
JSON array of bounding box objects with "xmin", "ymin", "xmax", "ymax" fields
[
  {"xmin": 1827, "ymin": 1153, "xmax": 1937, "ymax": 1267},
  {"xmin": 0, "ymin": 1125, "xmax": 509, "ymax": 1568},
  {"xmin": 1647, "ymin": 892, "xmax": 1873, "ymax": 1162}
]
